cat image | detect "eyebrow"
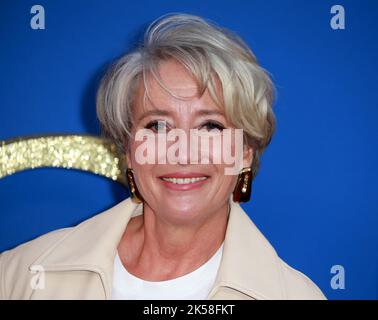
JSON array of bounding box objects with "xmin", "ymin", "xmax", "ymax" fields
[
  {"xmin": 137, "ymin": 109, "xmax": 225, "ymax": 122},
  {"xmin": 137, "ymin": 109, "xmax": 170, "ymax": 122},
  {"xmin": 196, "ymin": 109, "xmax": 224, "ymax": 117}
]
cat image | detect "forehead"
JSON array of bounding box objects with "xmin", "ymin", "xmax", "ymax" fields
[{"xmin": 134, "ymin": 59, "xmax": 223, "ymax": 116}]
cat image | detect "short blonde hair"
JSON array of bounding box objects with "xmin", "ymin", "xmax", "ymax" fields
[{"xmin": 96, "ymin": 13, "xmax": 276, "ymax": 179}]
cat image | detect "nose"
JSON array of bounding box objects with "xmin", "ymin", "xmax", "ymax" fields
[
  {"xmin": 168, "ymin": 128, "xmax": 192, "ymax": 166},
  {"xmin": 166, "ymin": 128, "xmax": 217, "ymax": 166}
]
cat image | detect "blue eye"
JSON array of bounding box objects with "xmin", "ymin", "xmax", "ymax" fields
[
  {"xmin": 201, "ymin": 121, "xmax": 225, "ymax": 132},
  {"xmin": 145, "ymin": 120, "xmax": 168, "ymax": 132}
]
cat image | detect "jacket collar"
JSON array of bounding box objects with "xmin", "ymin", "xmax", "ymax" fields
[
  {"xmin": 208, "ymin": 195, "xmax": 285, "ymax": 299},
  {"xmin": 30, "ymin": 196, "xmax": 285, "ymax": 300}
]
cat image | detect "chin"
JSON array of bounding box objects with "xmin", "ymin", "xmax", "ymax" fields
[{"xmin": 162, "ymin": 202, "xmax": 206, "ymax": 223}]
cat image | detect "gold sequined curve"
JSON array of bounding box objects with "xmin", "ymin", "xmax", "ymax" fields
[{"xmin": 0, "ymin": 134, "xmax": 127, "ymax": 186}]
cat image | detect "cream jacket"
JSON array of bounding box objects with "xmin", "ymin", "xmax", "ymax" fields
[{"xmin": 0, "ymin": 196, "xmax": 326, "ymax": 300}]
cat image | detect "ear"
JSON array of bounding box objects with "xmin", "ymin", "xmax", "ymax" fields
[{"xmin": 243, "ymin": 144, "xmax": 253, "ymax": 168}]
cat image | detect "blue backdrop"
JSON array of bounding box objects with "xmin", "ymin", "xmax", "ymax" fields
[{"xmin": 0, "ymin": 0, "xmax": 377, "ymax": 300}]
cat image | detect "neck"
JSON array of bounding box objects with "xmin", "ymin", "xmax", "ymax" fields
[{"xmin": 118, "ymin": 201, "xmax": 229, "ymax": 281}]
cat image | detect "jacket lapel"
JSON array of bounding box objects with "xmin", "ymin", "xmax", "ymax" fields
[
  {"xmin": 28, "ymin": 198, "xmax": 142, "ymax": 299},
  {"xmin": 207, "ymin": 195, "xmax": 285, "ymax": 300}
]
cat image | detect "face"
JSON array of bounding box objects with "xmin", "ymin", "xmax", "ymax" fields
[{"xmin": 126, "ymin": 59, "xmax": 253, "ymax": 225}]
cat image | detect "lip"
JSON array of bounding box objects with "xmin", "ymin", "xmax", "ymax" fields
[
  {"xmin": 158, "ymin": 172, "xmax": 210, "ymax": 179},
  {"xmin": 158, "ymin": 172, "xmax": 210, "ymax": 191}
]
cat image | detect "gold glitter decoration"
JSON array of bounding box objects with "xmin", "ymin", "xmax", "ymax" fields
[{"xmin": 0, "ymin": 135, "xmax": 127, "ymax": 186}]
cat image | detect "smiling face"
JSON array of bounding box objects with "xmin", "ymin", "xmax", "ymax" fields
[{"xmin": 126, "ymin": 59, "xmax": 253, "ymax": 225}]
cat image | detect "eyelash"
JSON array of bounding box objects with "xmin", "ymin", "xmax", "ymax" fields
[
  {"xmin": 144, "ymin": 120, "xmax": 170, "ymax": 132},
  {"xmin": 201, "ymin": 121, "xmax": 225, "ymax": 131},
  {"xmin": 144, "ymin": 120, "xmax": 226, "ymax": 132}
]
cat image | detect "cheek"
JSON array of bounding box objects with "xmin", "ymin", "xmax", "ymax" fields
[
  {"xmin": 212, "ymin": 164, "xmax": 238, "ymax": 192},
  {"xmin": 206, "ymin": 134, "xmax": 239, "ymax": 173},
  {"xmin": 130, "ymin": 133, "xmax": 168, "ymax": 166},
  {"xmin": 127, "ymin": 137, "xmax": 156, "ymax": 190},
  {"xmin": 130, "ymin": 164, "xmax": 157, "ymax": 203}
]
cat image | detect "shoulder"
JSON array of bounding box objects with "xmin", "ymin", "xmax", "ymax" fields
[
  {"xmin": 276, "ymin": 257, "xmax": 327, "ymax": 300},
  {"xmin": 0, "ymin": 199, "xmax": 130, "ymax": 279},
  {"xmin": 0, "ymin": 227, "xmax": 73, "ymax": 299},
  {"xmin": 0, "ymin": 198, "xmax": 137, "ymax": 299},
  {"xmin": 222, "ymin": 200, "xmax": 327, "ymax": 300}
]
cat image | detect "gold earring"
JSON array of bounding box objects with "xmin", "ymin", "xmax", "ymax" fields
[
  {"xmin": 233, "ymin": 167, "xmax": 253, "ymax": 203},
  {"xmin": 126, "ymin": 168, "xmax": 143, "ymax": 204}
]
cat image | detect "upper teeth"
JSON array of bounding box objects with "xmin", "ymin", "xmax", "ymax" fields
[{"xmin": 162, "ymin": 177, "xmax": 208, "ymax": 184}]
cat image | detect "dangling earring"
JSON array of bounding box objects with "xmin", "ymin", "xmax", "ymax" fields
[
  {"xmin": 126, "ymin": 168, "xmax": 143, "ymax": 204},
  {"xmin": 233, "ymin": 167, "xmax": 253, "ymax": 203}
]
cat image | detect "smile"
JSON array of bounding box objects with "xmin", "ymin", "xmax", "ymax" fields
[
  {"xmin": 158, "ymin": 173, "xmax": 210, "ymax": 191},
  {"xmin": 161, "ymin": 177, "xmax": 208, "ymax": 184}
]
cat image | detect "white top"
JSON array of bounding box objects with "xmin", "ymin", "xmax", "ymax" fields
[{"xmin": 111, "ymin": 243, "xmax": 224, "ymax": 300}]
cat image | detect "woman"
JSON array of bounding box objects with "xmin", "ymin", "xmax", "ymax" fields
[{"xmin": 0, "ymin": 13, "xmax": 326, "ymax": 300}]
